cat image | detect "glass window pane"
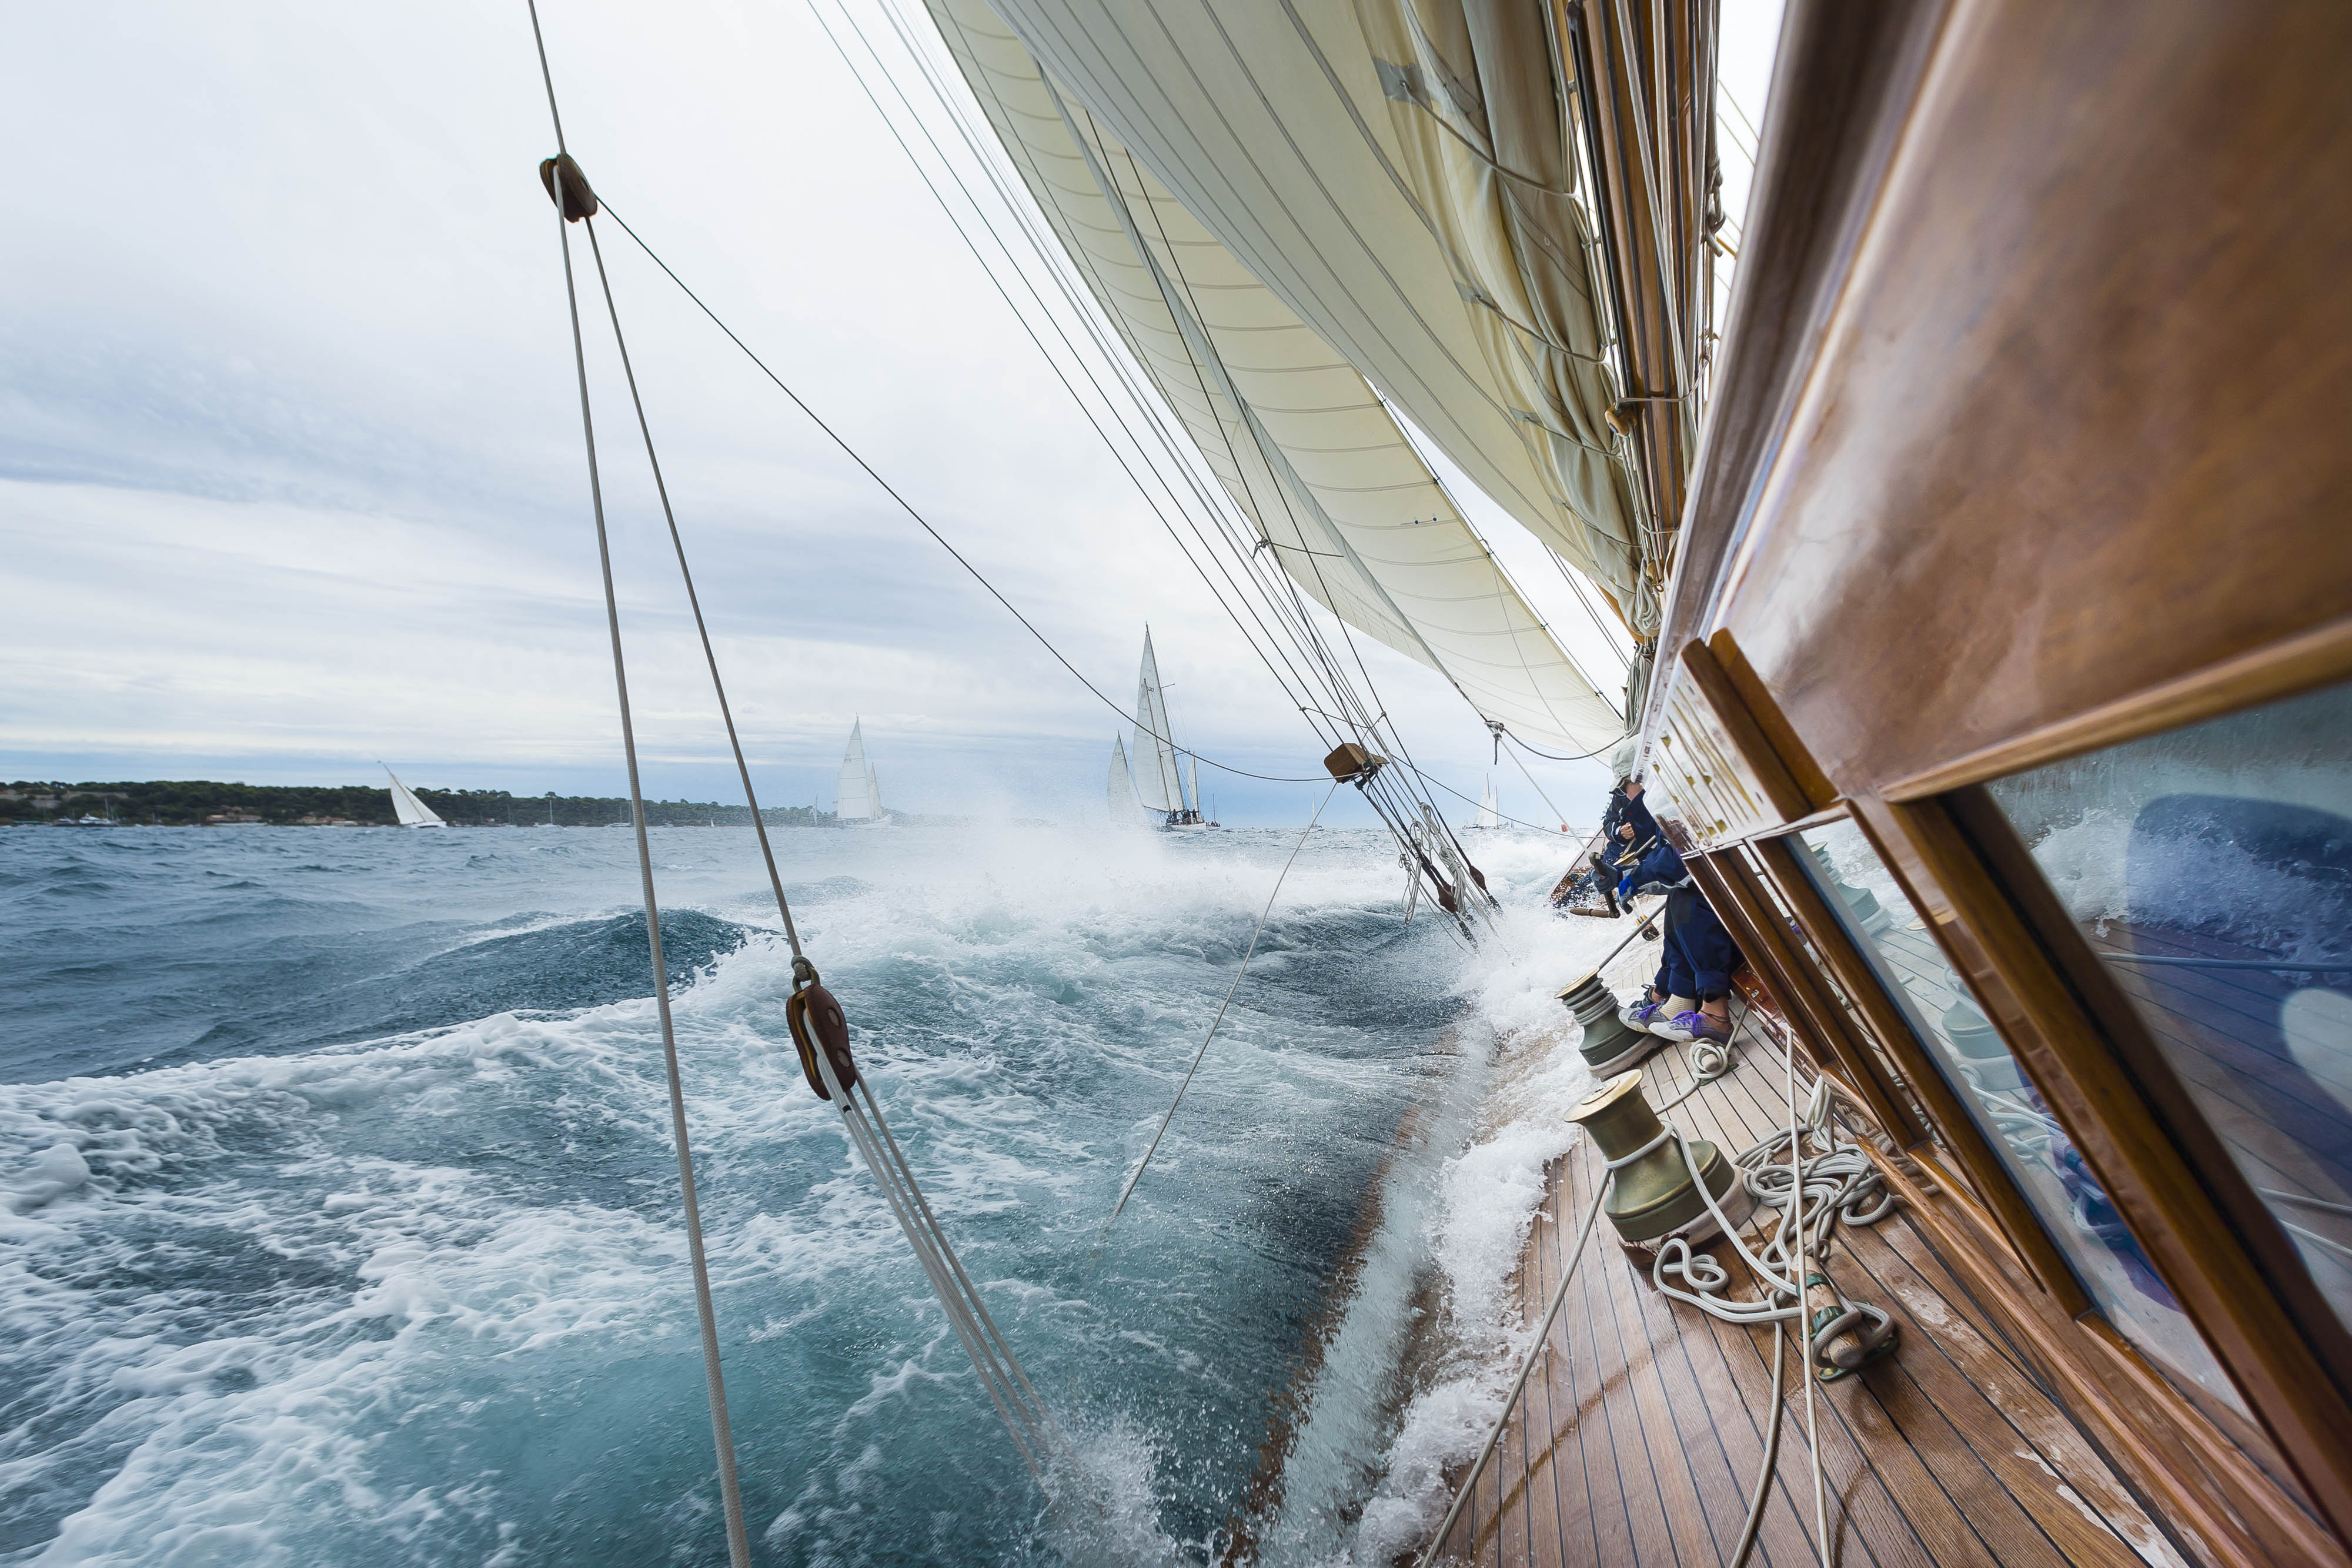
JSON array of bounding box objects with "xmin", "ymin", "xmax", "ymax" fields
[
  {"xmin": 1988, "ymin": 680, "xmax": 2352, "ymax": 1373},
  {"xmin": 1736, "ymin": 844, "xmax": 1937, "ymax": 1139},
  {"xmin": 1791, "ymin": 818, "xmax": 2246, "ymax": 1415}
]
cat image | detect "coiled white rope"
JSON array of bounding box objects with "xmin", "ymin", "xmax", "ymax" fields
[{"xmin": 1417, "ymin": 1008, "xmax": 1899, "ymax": 1568}]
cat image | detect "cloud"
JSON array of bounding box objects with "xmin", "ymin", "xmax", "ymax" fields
[{"xmin": 0, "ymin": 0, "xmax": 1685, "ymax": 828}]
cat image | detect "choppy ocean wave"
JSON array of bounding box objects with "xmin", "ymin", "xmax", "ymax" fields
[{"xmin": 0, "ymin": 821, "xmax": 1635, "ymax": 1565}]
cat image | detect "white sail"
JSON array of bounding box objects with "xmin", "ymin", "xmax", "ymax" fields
[
  {"xmin": 920, "ymin": 2, "xmax": 1624, "ymax": 755},
  {"xmin": 868, "ymin": 764, "xmax": 883, "ymax": 819},
  {"xmin": 837, "ymin": 721, "xmax": 878, "ymax": 821},
  {"xmin": 1108, "ymin": 736, "xmax": 1138, "ymax": 817},
  {"xmin": 931, "ymin": 0, "xmax": 1649, "ymax": 631},
  {"xmin": 1132, "ymin": 631, "xmax": 1184, "ymax": 814},
  {"xmin": 383, "ymin": 767, "xmax": 446, "ymax": 828},
  {"xmin": 1473, "ymin": 777, "xmax": 1501, "ymax": 831},
  {"xmin": 1188, "ymin": 755, "xmax": 1200, "ymax": 820}
]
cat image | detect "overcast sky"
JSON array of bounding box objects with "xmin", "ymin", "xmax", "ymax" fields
[{"xmin": 1, "ymin": 1, "xmax": 1783, "ymax": 829}]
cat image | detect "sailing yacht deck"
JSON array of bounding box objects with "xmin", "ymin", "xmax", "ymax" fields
[{"xmin": 1425, "ymin": 1020, "xmax": 2183, "ymax": 1568}]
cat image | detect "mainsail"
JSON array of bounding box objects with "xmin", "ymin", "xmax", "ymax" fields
[
  {"xmin": 1187, "ymin": 755, "xmax": 1200, "ymax": 820},
  {"xmin": 383, "ymin": 767, "xmax": 446, "ymax": 828},
  {"xmin": 838, "ymin": 721, "xmax": 880, "ymax": 821},
  {"xmin": 1132, "ymin": 631, "xmax": 1185, "ymax": 814},
  {"xmin": 924, "ymin": 0, "xmax": 1625, "ymax": 755},
  {"xmin": 928, "ymin": 0, "xmax": 1667, "ymax": 637}
]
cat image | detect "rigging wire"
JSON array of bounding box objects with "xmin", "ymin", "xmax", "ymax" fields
[
  {"xmin": 530, "ymin": 1, "xmax": 1074, "ymax": 1512},
  {"xmin": 579, "ymin": 214, "xmax": 806, "ymax": 963},
  {"xmin": 1499, "ymin": 732, "xmax": 1574, "ymax": 830},
  {"xmin": 1099, "ymin": 780, "xmax": 1339, "ymax": 1242},
  {"xmin": 847, "ymin": 0, "xmax": 1362, "ymax": 751},
  {"xmin": 523, "ymin": 9, "xmax": 752, "ymax": 1566},
  {"xmin": 594, "ymin": 203, "xmax": 1325, "ymax": 786},
  {"xmin": 823, "ymin": 0, "xmax": 1491, "ymax": 924},
  {"xmin": 801, "ymin": 0, "xmax": 1351, "ymax": 754}
]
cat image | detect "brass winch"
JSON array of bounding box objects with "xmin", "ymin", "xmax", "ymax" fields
[
  {"xmin": 1570, "ymin": 1071, "xmax": 1752, "ymax": 1246},
  {"xmin": 1555, "ymin": 972, "xmax": 1662, "ymax": 1075}
]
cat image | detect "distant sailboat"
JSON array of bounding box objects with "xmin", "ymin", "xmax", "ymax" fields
[
  {"xmin": 382, "ymin": 766, "xmax": 447, "ymax": 828},
  {"xmin": 1464, "ymin": 775, "xmax": 1502, "ymax": 831},
  {"xmin": 837, "ymin": 720, "xmax": 885, "ymax": 824},
  {"xmin": 1132, "ymin": 630, "xmax": 1204, "ymax": 829},
  {"xmin": 1108, "ymin": 735, "xmax": 1143, "ymax": 823}
]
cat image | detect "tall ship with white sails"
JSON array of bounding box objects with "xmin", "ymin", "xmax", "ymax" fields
[
  {"xmin": 1462, "ymin": 776, "xmax": 1501, "ymax": 832},
  {"xmin": 87, "ymin": 4, "xmax": 2340, "ymax": 1566},
  {"xmin": 1128, "ymin": 630, "xmax": 1207, "ymax": 830}
]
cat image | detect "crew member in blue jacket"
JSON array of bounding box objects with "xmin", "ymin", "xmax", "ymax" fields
[{"xmin": 1616, "ymin": 836, "xmax": 1742, "ymax": 1045}]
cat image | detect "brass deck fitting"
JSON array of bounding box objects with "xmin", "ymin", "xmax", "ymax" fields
[
  {"xmin": 1570, "ymin": 1071, "xmax": 1752, "ymax": 1246},
  {"xmin": 1555, "ymin": 972, "xmax": 1661, "ymax": 1074}
]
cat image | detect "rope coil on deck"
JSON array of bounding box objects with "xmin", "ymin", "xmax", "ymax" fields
[{"xmin": 1418, "ymin": 1005, "xmax": 1903, "ymax": 1568}]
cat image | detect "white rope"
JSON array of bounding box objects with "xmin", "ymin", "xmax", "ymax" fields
[{"xmin": 1419, "ymin": 1007, "xmax": 1897, "ymax": 1567}]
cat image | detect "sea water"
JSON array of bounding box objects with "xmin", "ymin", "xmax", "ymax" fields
[{"xmin": 0, "ymin": 821, "xmax": 1636, "ymax": 1566}]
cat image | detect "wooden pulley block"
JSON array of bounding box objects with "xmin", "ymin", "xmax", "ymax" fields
[{"xmin": 786, "ymin": 981, "xmax": 860, "ymax": 1100}]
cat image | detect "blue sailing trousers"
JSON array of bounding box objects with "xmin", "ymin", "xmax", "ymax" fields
[{"xmin": 1653, "ymin": 886, "xmax": 1743, "ymax": 1002}]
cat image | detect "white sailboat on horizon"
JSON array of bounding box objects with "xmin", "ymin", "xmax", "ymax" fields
[
  {"xmin": 1132, "ymin": 630, "xmax": 1204, "ymax": 830},
  {"xmin": 1464, "ymin": 775, "xmax": 1502, "ymax": 832},
  {"xmin": 836, "ymin": 720, "xmax": 886, "ymax": 825},
  {"xmin": 382, "ymin": 765, "xmax": 447, "ymax": 828}
]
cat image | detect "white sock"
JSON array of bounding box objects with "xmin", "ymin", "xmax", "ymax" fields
[{"xmin": 1664, "ymin": 995, "xmax": 1694, "ymax": 1015}]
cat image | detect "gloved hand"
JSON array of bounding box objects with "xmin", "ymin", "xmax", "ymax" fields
[{"xmin": 1616, "ymin": 874, "xmax": 1636, "ymax": 900}]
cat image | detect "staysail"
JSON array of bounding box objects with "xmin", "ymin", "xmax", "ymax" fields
[
  {"xmin": 930, "ymin": 0, "xmax": 1659, "ymax": 636},
  {"xmin": 383, "ymin": 767, "xmax": 446, "ymax": 828},
  {"xmin": 1132, "ymin": 631, "xmax": 1185, "ymax": 814},
  {"xmin": 924, "ymin": 0, "xmax": 1624, "ymax": 755},
  {"xmin": 838, "ymin": 721, "xmax": 879, "ymax": 821}
]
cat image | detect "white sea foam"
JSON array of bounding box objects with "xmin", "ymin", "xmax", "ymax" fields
[{"xmin": 2, "ymin": 819, "xmax": 1636, "ymax": 1566}]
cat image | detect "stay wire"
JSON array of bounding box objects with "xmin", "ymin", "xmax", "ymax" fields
[
  {"xmin": 846, "ymin": 0, "xmax": 1352, "ymax": 750},
  {"xmin": 577, "ymin": 218, "xmax": 804, "ymax": 961},
  {"xmin": 524, "ymin": 8, "xmax": 753, "ymax": 1567},
  {"xmin": 1404, "ymin": 759, "xmax": 1579, "ymax": 837},
  {"xmin": 1100, "ymin": 780, "xmax": 1338, "ymax": 1240},
  {"xmin": 1499, "ymin": 734, "xmax": 1572, "ymax": 829},
  {"xmin": 845, "ymin": 4, "xmax": 1508, "ymax": 894},
  {"xmin": 593, "ymin": 203, "xmax": 1327, "ymax": 786},
  {"xmin": 811, "ymin": 0, "xmax": 1332, "ymax": 741},
  {"xmin": 794, "ymin": 0, "xmax": 1355, "ymax": 760}
]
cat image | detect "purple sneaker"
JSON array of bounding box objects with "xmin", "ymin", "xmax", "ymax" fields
[
  {"xmin": 1655, "ymin": 1009, "xmax": 1730, "ymax": 1044},
  {"xmin": 1619, "ymin": 997, "xmax": 1668, "ymax": 1032}
]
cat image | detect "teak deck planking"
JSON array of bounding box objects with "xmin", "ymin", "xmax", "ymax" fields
[{"xmin": 1426, "ymin": 1029, "xmax": 2186, "ymax": 1567}]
